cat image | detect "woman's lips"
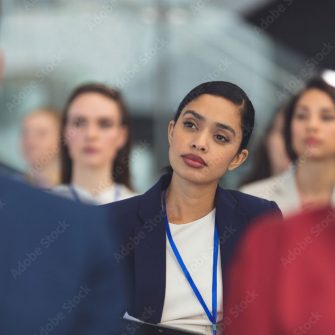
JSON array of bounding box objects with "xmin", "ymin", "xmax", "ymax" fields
[
  {"xmin": 181, "ymin": 154, "xmax": 207, "ymax": 168},
  {"xmin": 305, "ymin": 137, "xmax": 322, "ymax": 146},
  {"xmin": 83, "ymin": 147, "xmax": 99, "ymax": 154}
]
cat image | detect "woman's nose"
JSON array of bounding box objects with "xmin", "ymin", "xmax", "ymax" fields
[
  {"xmin": 85, "ymin": 124, "xmax": 99, "ymax": 139},
  {"xmin": 306, "ymin": 114, "xmax": 321, "ymax": 131},
  {"xmin": 190, "ymin": 133, "xmax": 208, "ymax": 152}
]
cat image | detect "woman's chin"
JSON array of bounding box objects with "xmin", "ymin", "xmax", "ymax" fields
[
  {"xmin": 298, "ymin": 149, "xmax": 333, "ymax": 162},
  {"xmin": 79, "ymin": 158, "xmax": 105, "ymax": 168},
  {"xmin": 174, "ymin": 166, "xmax": 215, "ymax": 185}
]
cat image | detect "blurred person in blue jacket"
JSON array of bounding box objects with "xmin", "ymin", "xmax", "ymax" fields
[{"xmin": 0, "ymin": 174, "xmax": 127, "ymax": 335}]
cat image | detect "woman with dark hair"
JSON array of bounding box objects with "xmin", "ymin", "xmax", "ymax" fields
[
  {"xmin": 106, "ymin": 81, "xmax": 281, "ymax": 334},
  {"xmin": 241, "ymin": 78, "xmax": 335, "ymax": 217},
  {"xmin": 54, "ymin": 83, "xmax": 136, "ymax": 204},
  {"xmin": 239, "ymin": 107, "xmax": 291, "ymax": 187}
]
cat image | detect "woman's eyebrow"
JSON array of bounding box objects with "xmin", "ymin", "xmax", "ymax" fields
[
  {"xmin": 215, "ymin": 122, "xmax": 236, "ymax": 136},
  {"xmin": 296, "ymin": 104, "xmax": 309, "ymax": 111},
  {"xmin": 70, "ymin": 115, "xmax": 86, "ymax": 120},
  {"xmin": 320, "ymin": 107, "xmax": 335, "ymax": 113},
  {"xmin": 183, "ymin": 110, "xmax": 236, "ymax": 136},
  {"xmin": 182, "ymin": 110, "xmax": 205, "ymax": 121}
]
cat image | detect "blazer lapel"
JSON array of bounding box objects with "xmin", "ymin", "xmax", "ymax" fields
[
  {"xmin": 131, "ymin": 174, "xmax": 172, "ymax": 323},
  {"xmin": 215, "ymin": 188, "xmax": 248, "ymax": 279}
]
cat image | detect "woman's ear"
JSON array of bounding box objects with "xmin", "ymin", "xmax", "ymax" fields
[
  {"xmin": 168, "ymin": 120, "xmax": 175, "ymax": 145},
  {"xmin": 228, "ymin": 149, "xmax": 249, "ymax": 171}
]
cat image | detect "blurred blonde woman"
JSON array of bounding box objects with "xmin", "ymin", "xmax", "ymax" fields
[{"xmin": 21, "ymin": 107, "xmax": 61, "ymax": 187}]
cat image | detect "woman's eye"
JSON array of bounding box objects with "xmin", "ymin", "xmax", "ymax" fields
[
  {"xmin": 183, "ymin": 121, "xmax": 196, "ymax": 129},
  {"xmin": 321, "ymin": 114, "xmax": 335, "ymax": 121},
  {"xmin": 294, "ymin": 113, "xmax": 308, "ymax": 120},
  {"xmin": 215, "ymin": 134, "xmax": 229, "ymax": 143},
  {"xmin": 72, "ymin": 119, "xmax": 85, "ymax": 127},
  {"xmin": 99, "ymin": 120, "xmax": 113, "ymax": 128}
]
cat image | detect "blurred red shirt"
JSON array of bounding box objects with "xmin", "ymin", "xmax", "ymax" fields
[{"xmin": 223, "ymin": 207, "xmax": 335, "ymax": 335}]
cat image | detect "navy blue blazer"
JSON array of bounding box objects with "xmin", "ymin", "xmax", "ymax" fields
[
  {"xmin": 105, "ymin": 173, "xmax": 282, "ymax": 324},
  {"xmin": 0, "ymin": 175, "xmax": 126, "ymax": 335}
]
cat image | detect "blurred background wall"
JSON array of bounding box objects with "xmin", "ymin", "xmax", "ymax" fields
[{"xmin": 0, "ymin": 0, "xmax": 334, "ymax": 192}]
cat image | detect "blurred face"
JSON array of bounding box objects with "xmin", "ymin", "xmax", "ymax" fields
[
  {"xmin": 291, "ymin": 89, "xmax": 335, "ymax": 160},
  {"xmin": 21, "ymin": 112, "xmax": 60, "ymax": 168},
  {"xmin": 64, "ymin": 93, "xmax": 127, "ymax": 169},
  {"xmin": 266, "ymin": 112, "xmax": 291, "ymax": 174},
  {"xmin": 168, "ymin": 94, "xmax": 248, "ymax": 185}
]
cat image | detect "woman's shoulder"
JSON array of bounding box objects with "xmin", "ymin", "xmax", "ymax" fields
[
  {"xmin": 101, "ymin": 192, "xmax": 143, "ymax": 217},
  {"xmin": 222, "ymin": 187, "xmax": 283, "ymax": 219},
  {"xmin": 117, "ymin": 184, "xmax": 140, "ymax": 200},
  {"xmin": 239, "ymin": 168, "xmax": 294, "ymax": 199},
  {"xmin": 50, "ymin": 184, "xmax": 74, "ymax": 200},
  {"xmin": 240, "ymin": 174, "xmax": 282, "ymax": 197}
]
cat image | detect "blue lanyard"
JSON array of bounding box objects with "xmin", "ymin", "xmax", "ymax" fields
[
  {"xmin": 69, "ymin": 184, "xmax": 120, "ymax": 203},
  {"xmin": 162, "ymin": 190, "xmax": 219, "ymax": 335}
]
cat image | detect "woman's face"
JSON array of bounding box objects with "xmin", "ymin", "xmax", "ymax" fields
[
  {"xmin": 21, "ymin": 112, "xmax": 60, "ymax": 168},
  {"xmin": 168, "ymin": 94, "xmax": 248, "ymax": 185},
  {"xmin": 64, "ymin": 92, "xmax": 127, "ymax": 169},
  {"xmin": 291, "ymin": 88, "xmax": 335, "ymax": 160}
]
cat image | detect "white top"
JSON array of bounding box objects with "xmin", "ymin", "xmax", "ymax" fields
[
  {"xmin": 160, "ymin": 208, "xmax": 223, "ymax": 335},
  {"xmin": 240, "ymin": 166, "xmax": 335, "ymax": 217},
  {"xmin": 52, "ymin": 183, "xmax": 137, "ymax": 205}
]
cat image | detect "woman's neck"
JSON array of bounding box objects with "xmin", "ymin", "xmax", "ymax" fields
[
  {"xmin": 165, "ymin": 173, "xmax": 217, "ymax": 224},
  {"xmin": 72, "ymin": 163, "xmax": 113, "ymax": 196},
  {"xmin": 296, "ymin": 157, "xmax": 335, "ymax": 207},
  {"xmin": 29, "ymin": 160, "xmax": 60, "ymax": 187}
]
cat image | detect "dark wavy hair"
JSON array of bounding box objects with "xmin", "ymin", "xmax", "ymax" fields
[
  {"xmin": 284, "ymin": 77, "xmax": 335, "ymax": 161},
  {"xmin": 60, "ymin": 83, "xmax": 132, "ymax": 188},
  {"xmin": 165, "ymin": 81, "xmax": 255, "ymax": 174}
]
